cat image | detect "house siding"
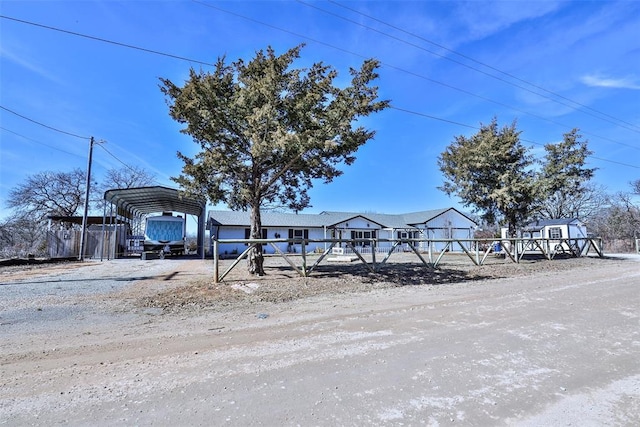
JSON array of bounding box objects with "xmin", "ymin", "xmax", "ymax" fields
[
  {"xmin": 208, "ymin": 207, "xmax": 477, "ymax": 256},
  {"xmin": 415, "ymin": 209, "xmax": 476, "ymax": 252},
  {"xmin": 214, "ymin": 225, "xmax": 329, "ymax": 255}
]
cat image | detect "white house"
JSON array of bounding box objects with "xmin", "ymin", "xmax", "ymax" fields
[
  {"xmin": 207, "ymin": 208, "xmax": 477, "ymax": 256},
  {"xmin": 402, "ymin": 208, "xmax": 478, "ymax": 252}
]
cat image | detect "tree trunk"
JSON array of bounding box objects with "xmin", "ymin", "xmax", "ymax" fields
[
  {"xmin": 507, "ymin": 213, "xmax": 517, "ymax": 238},
  {"xmin": 248, "ymin": 203, "xmax": 265, "ymax": 276}
]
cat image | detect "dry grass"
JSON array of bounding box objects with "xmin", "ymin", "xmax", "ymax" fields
[{"xmin": 138, "ymin": 254, "xmax": 613, "ymax": 313}]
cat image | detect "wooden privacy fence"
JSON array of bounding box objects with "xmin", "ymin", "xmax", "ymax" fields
[
  {"xmin": 212, "ymin": 237, "xmax": 603, "ymax": 283},
  {"xmin": 47, "ymin": 229, "xmax": 124, "ymax": 259}
]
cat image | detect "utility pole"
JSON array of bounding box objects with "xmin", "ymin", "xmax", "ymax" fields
[{"xmin": 79, "ymin": 136, "xmax": 95, "ymax": 261}]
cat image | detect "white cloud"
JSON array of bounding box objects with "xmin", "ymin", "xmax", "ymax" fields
[
  {"xmin": 0, "ymin": 45, "xmax": 64, "ymax": 85},
  {"xmin": 581, "ymin": 74, "xmax": 640, "ymax": 90},
  {"xmin": 453, "ymin": 0, "xmax": 563, "ymax": 42}
]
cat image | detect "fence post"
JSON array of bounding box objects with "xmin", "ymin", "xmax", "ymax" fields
[
  {"xmin": 371, "ymin": 238, "xmax": 377, "ymax": 271},
  {"xmin": 213, "ymin": 238, "xmax": 219, "ymax": 284},
  {"xmin": 475, "ymin": 240, "xmax": 479, "ymax": 265},
  {"xmin": 301, "ymin": 239, "xmax": 307, "ymax": 277}
]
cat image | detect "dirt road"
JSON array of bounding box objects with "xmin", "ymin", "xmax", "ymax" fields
[{"xmin": 1, "ymin": 256, "xmax": 639, "ymax": 425}]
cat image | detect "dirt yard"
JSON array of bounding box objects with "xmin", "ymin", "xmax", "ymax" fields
[{"xmin": 1, "ymin": 254, "xmax": 639, "ymax": 425}]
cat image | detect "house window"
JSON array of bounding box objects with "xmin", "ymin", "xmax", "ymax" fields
[
  {"xmin": 398, "ymin": 231, "xmax": 413, "ymax": 240},
  {"xmin": 245, "ymin": 228, "xmax": 268, "ymax": 245},
  {"xmin": 288, "ymin": 229, "xmax": 309, "ymax": 241},
  {"xmin": 549, "ymin": 227, "xmax": 562, "ymax": 239},
  {"xmin": 351, "ymin": 230, "xmax": 376, "ymax": 246}
]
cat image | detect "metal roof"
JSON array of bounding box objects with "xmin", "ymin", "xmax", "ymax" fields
[
  {"xmin": 104, "ymin": 186, "xmax": 206, "ymax": 217},
  {"xmin": 48, "ymin": 215, "xmax": 117, "ymax": 226},
  {"xmin": 320, "ymin": 211, "xmax": 419, "ymax": 229},
  {"xmin": 208, "ymin": 208, "xmax": 477, "ymax": 230},
  {"xmin": 208, "ymin": 210, "xmax": 329, "ymax": 228},
  {"xmin": 523, "ymin": 218, "xmax": 581, "ymax": 230}
]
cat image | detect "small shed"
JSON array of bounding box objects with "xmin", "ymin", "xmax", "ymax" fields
[{"xmin": 502, "ymin": 218, "xmax": 588, "ymax": 240}]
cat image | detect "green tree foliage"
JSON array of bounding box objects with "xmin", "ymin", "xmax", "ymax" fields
[
  {"xmin": 160, "ymin": 45, "xmax": 388, "ymax": 274},
  {"xmin": 439, "ymin": 120, "xmax": 600, "ymax": 236},
  {"xmin": 438, "ymin": 118, "xmax": 538, "ymax": 236},
  {"xmin": 538, "ymin": 129, "xmax": 596, "ymax": 219}
]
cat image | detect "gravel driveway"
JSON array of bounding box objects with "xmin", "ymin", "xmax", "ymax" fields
[{"xmin": 1, "ymin": 254, "xmax": 639, "ymax": 425}]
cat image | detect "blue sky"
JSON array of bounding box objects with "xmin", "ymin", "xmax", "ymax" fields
[{"xmin": 1, "ymin": 0, "xmax": 639, "ymax": 221}]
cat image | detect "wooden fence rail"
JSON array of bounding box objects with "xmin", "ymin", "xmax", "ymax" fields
[{"xmin": 212, "ymin": 237, "xmax": 603, "ymax": 283}]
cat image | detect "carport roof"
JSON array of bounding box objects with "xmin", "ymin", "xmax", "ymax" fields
[{"xmin": 104, "ymin": 186, "xmax": 205, "ymax": 217}]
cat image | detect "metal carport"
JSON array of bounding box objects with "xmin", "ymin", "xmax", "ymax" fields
[{"xmin": 103, "ymin": 186, "xmax": 207, "ymax": 258}]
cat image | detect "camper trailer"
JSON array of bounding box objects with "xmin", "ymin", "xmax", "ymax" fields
[{"xmin": 143, "ymin": 213, "xmax": 185, "ymax": 255}]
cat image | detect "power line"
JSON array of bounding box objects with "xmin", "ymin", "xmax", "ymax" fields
[
  {"xmin": 324, "ymin": 0, "xmax": 640, "ymax": 133},
  {"xmin": 5, "ymin": 7, "xmax": 636, "ymax": 151},
  {"xmin": 389, "ymin": 106, "xmax": 477, "ymax": 130},
  {"xmin": 383, "ymin": 62, "xmax": 640, "ymax": 151},
  {"xmin": 97, "ymin": 143, "xmax": 151, "ymax": 177},
  {"xmin": 96, "ymin": 143, "xmax": 132, "ymax": 169},
  {"xmin": 0, "ymin": 126, "xmax": 154, "ymax": 182},
  {"xmin": 0, "ymin": 125, "xmax": 165, "ymax": 179},
  {"xmin": 4, "ymin": 103, "xmax": 634, "ymax": 172},
  {"xmin": 192, "ymin": 0, "xmax": 640, "ymax": 152},
  {"xmin": 95, "ymin": 143, "xmax": 165, "ymax": 186},
  {"xmin": 0, "ymin": 108, "xmax": 166, "ymax": 183},
  {"xmin": 2, "ymin": 6, "xmax": 636, "ymax": 172},
  {"xmin": 388, "ymin": 105, "xmax": 640, "ymax": 170},
  {"xmin": 0, "ymin": 105, "xmax": 89, "ymax": 139},
  {"xmin": 0, "ymin": 126, "xmax": 84, "ymax": 157},
  {"xmin": 0, "ymin": 15, "xmax": 214, "ymax": 67}
]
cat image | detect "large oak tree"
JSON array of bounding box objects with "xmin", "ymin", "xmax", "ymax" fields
[{"xmin": 160, "ymin": 45, "xmax": 388, "ymax": 275}]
